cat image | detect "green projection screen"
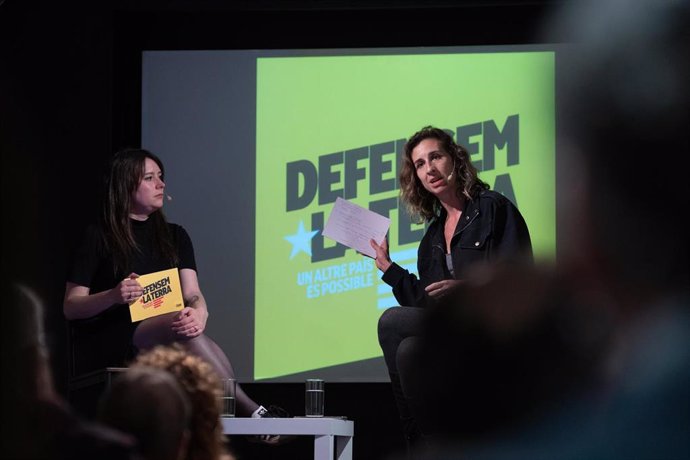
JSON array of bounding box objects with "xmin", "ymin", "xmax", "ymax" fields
[{"xmin": 141, "ymin": 45, "xmax": 557, "ymax": 382}]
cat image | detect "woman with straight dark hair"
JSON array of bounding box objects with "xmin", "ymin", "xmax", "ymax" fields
[{"xmin": 64, "ymin": 148, "xmax": 287, "ymax": 435}]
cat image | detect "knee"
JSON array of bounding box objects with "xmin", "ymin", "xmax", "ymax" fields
[
  {"xmin": 132, "ymin": 329, "xmax": 170, "ymax": 351},
  {"xmin": 132, "ymin": 331, "xmax": 152, "ymax": 351},
  {"xmin": 378, "ymin": 307, "xmax": 402, "ymax": 345},
  {"xmin": 132, "ymin": 317, "xmax": 186, "ymax": 350}
]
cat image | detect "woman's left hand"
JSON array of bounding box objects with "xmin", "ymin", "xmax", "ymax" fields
[
  {"xmin": 425, "ymin": 279, "xmax": 462, "ymax": 299},
  {"xmin": 171, "ymin": 306, "xmax": 207, "ymax": 338},
  {"xmin": 370, "ymin": 238, "xmax": 393, "ymax": 273}
]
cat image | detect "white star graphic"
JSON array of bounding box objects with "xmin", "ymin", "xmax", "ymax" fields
[{"xmin": 284, "ymin": 220, "xmax": 319, "ymax": 260}]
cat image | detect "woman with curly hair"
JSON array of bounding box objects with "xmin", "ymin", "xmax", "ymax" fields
[
  {"xmin": 369, "ymin": 126, "xmax": 533, "ymax": 455},
  {"xmin": 131, "ymin": 343, "xmax": 232, "ymax": 460}
]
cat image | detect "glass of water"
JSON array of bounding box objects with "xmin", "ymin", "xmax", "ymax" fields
[
  {"xmin": 221, "ymin": 378, "xmax": 236, "ymax": 417},
  {"xmin": 305, "ymin": 378, "xmax": 324, "ymax": 417}
]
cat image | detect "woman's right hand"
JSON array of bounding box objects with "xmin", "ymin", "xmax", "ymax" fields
[
  {"xmin": 425, "ymin": 279, "xmax": 462, "ymax": 299},
  {"xmin": 112, "ymin": 273, "xmax": 142, "ymax": 304},
  {"xmin": 370, "ymin": 238, "xmax": 393, "ymax": 273}
]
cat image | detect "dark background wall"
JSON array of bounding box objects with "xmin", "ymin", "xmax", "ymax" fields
[{"xmin": 1, "ymin": 1, "xmax": 562, "ymax": 458}]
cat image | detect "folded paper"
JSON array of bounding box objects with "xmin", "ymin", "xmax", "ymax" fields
[
  {"xmin": 129, "ymin": 268, "xmax": 184, "ymax": 322},
  {"xmin": 322, "ymin": 197, "xmax": 391, "ymax": 258}
]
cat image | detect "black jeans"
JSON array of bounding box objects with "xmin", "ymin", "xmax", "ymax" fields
[{"xmin": 378, "ymin": 307, "xmax": 426, "ymax": 446}]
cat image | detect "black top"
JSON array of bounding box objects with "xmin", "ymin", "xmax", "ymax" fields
[
  {"xmin": 67, "ymin": 218, "xmax": 196, "ymax": 375},
  {"xmin": 382, "ymin": 190, "xmax": 533, "ymax": 308}
]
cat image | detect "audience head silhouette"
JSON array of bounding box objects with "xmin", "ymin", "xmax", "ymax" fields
[
  {"xmin": 99, "ymin": 366, "xmax": 192, "ymax": 460},
  {"xmin": 131, "ymin": 343, "xmax": 230, "ymax": 460}
]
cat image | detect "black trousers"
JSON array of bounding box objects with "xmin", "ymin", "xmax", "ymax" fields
[{"xmin": 377, "ymin": 307, "xmax": 426, "ymax": 445}]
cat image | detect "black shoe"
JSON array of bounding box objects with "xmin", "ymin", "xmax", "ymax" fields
[
  {"xmin": 248, "ymin": 405, "xmax": 295, "ymax": 445},
  {"xmin": 260, "ymin": 405, "xmax": 291, "ymax": 418}
]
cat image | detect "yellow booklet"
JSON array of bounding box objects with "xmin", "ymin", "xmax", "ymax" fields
[{"xmin": 129, "ymin": 268, "xmax": 184, "ymax": 322}]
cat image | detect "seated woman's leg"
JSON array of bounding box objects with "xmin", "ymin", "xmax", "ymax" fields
[
  {"xmin": 132, "ymin": 313, "xmax": 260, "ymax": 416},
  {"xmin": 397, "ymin": 336, "xmax": 429, "ymax": 437},
  {"xmin": 378, "ymin": 307, "xmax": 425, "ymax": 451},
  {"xmin": 200, "ymin": 335, "xmax": 260, "ymax": 416},
  {"xmin": 378, "ymin": 306, "xmax": 424, "ymax": 373},
  {"xmin": 132, "ymin": 312, "xmax": 178, "ymax": 349}
]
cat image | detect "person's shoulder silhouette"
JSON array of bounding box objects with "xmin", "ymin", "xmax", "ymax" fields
[{"xmin": 0, "ymin": 280, "xmax": 142, "ymax": 460}]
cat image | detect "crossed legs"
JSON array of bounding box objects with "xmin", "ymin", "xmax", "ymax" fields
[{"xmin": 132, "ymin": 312, "xmax": 260, "ymax": 416}]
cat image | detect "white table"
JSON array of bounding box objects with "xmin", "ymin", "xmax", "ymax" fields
[{"xmin": 221, "ymin": 417, "xmax": 354, "ymax": 460}]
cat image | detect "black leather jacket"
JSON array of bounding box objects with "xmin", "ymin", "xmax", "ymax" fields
[{"xmin": 381, "ymin": 190, "xmax": 533, "ymax": 307}]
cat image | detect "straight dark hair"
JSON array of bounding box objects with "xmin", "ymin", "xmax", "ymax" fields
[{"xmin": 101, "ymin": 148, "xmax": 178, "ymax": 276}]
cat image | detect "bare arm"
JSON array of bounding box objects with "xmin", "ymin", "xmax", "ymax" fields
[
  {"xmin": 63, "ymin": 273, "xmax": 142, "ymax": 320},
  {"xmin": 170, "ymin": 268, "xmax": 209, "ymax": 337}
]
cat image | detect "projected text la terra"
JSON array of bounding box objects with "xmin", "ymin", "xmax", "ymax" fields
[{"xmin": 286, "ymin": 114, "xmax": 521, "ymax": 263}]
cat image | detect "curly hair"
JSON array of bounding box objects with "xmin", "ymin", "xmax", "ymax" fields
[
  {"xmin": 400, "ymin": 126, "xmax": 489, "ymax": 223},
  {"xmin": 131, "ymin": 343, "xmax": 227, "ymax": 460}
]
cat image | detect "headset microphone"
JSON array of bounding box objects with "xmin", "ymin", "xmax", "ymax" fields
[
  {"xmin": 166, "ymin": 194, "xmax": 173, "ymax": 201},
  {"xmin": 447, "ymin": 160, "xmax": 456, "ymax": 182}
]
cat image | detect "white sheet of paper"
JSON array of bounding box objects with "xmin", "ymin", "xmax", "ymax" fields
[{"xmin": 322, "ymin": 197, "xmax": 391, "ymax": 258}]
